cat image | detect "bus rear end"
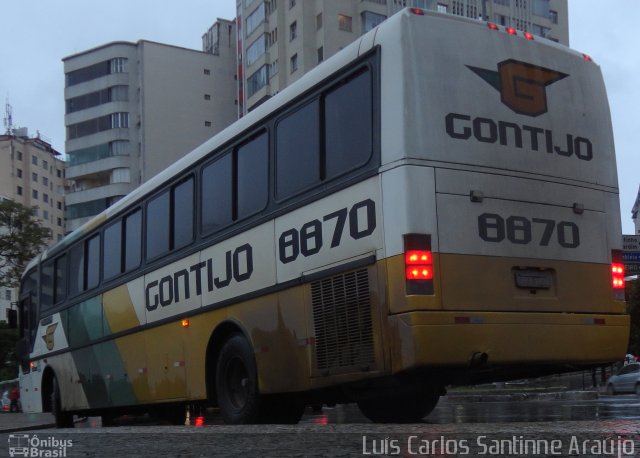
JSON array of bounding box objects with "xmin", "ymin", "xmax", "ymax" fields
[{"xmin": 377, "ymin": 9, "xmax": 628, "ymax": 383}]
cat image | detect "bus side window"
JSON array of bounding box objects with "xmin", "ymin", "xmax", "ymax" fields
[
  {"xmin": 237, "ymin": 132, "xmax": 269, "ymax": 218},
  {"xmin": 324, "ymin": 69, "xmax": 373, "ymax": 178},
  {"xmin": 201, "ymin": 153, "xmax": 233, "ymax": 235},
  {"xmin": 276, "ymin": 101, "xmax": 320, "ymax": 198},
  {"xmin": 124, "ymin": 210, "xmax": 142, "ymax": 271}
]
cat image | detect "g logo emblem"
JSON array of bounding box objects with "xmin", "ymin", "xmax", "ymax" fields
[{"xmin": 468, "ymin": 59, "xmax": 568, "ymax": 117}]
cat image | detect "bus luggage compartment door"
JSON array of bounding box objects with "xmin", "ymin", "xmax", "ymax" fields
[{"xmin": 434, "ymin": 168, "xmax": 616, "ymax": 314}]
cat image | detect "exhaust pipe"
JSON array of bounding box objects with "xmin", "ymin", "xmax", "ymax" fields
[{"xmin": 470, "ymin": 352, "xmax": 489, "ymax": 368}]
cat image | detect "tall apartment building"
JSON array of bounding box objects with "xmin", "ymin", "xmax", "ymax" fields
[
  {"xmin": 0, "ymin": 129, "xmax": 66, "ymax": 321},
  {"xmin": 236, "ymin": 0, "xmax": 568, "ymax": 114},
  {"xmin": 63, "ymin": 20, "xmax": 237, "ymax": 232}
]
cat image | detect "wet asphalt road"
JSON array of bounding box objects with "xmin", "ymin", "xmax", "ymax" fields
[{"xmin": 3, "ymin": 394, "xmax": 640, "ymax": 457}]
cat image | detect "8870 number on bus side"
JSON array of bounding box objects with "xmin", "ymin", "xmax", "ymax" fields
[{"xmin": 278, "ymin": 199, "xmax": 377, "ymax": 264}]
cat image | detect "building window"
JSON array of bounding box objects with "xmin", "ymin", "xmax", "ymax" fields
[
  {"xmin": 32, "ymin": 172, "xmax": 38, "ymax": 182},
  {"xmin": 17, "ymin": 151, "xmax": 22, "ymax": 161},
  {"xmin": 57, "ymin": 201, "xmax": 62, "ymax": 210},
  {"xmin": 289, "ymin": 0, "xmax": 295, "ymax": 8},
  {"xmin": 362, "ymin": 11, "xmax": 386, "ymax": 33},
  {"xmin": 43, "ymin": 177, "xmax": 49, "ymax": 187},
  {"xmin": 204, "ymin": 68, "xmax": 211, "ymax": 75},
  {"xmin": 317, "ymin": 13, "xmax": 323, "ymax": 30},
  {"xmin": 66, "ymin": 85, "xmax": 129, "ymax": 114},
  {"xmin": 57, "ymin": 217, "xmax": 62, "ymax": 227},
  {"xmin": 266, "ymin": 0, "xmax": 277, "ymax": 15},
  {"xmin": 42, "ymin": 159, "xmax": 48, "ymax": 170},
  {"xmin": 338, "ymin": 15, "xmax": 353, "ymax": 32},
  {"xmin": 317, "ymin": 47, "xmax": 324, "ymax": 63},
  {"xmin": 67, "ymin": 112, "xmax": 129, "ymax": 139},
  {"xmin": 110, "ymin": 57, "xmax": 127, "ymax": 73},
  {"xmin": 204, "ymin": 94, "xmax": 211, "ymax": 100},
  {"xmin": 549, "ymin": 9, "xmax": 558, "ymax": 24},
  {"xmin": 269, "ymin": 28, "xmax": 278, "ymax": 47},
  {"xmin": 205, "ymin": 121, "xmax": 212, "ymax": 127},
  {"xmin": 290, "ymin": 54, "xmax": 298, "ymax": 73},
  {"xmin": 247, "ymin": 65, "xmax": 269, "ymax": 98},
  {"xmin": 16, "ymin": 169, "xmax": 22, "ymax": 178},
  {"xmin": 246, "ymin": 3, "xmax": 266, "ymax": 37},
  {"xmin": 43, "ymin": 210, "xmax": 49, "ymax": 221},
  {"xmin": 290, "ymin": 21, "xmax": 297, "ymax": 41},
  {"xmin": 17, "ymin": 186, "xmax": 22, "ymax": 196},
  {"xmin": 32, "ymin": 155, "xmax": 38, "ymax": 165},
  {"xmin": 269, "ymin": 60, "xmax": 279, "ymax": 78},
  {"xmin": 32, "ymin": 190, "xmax": 38, "ymax": 199},
  {"xmin": 437, "ymin": 3, "xmax": 448, "ymax": 13},
  {"xmin": 43, "ymin": 193, "xmax": 49, "ymax": 204},
  {"xmin": 495, "ymin": 14, "xmax": 509, "ymax": 26},
  {"xmin": 57, "ymin": 169, "xmax": 62, "ymax": 178},
  {"xmin": 4, "ymin": 290, "xmax": 10, "ymax": 301},
  {"xmin": 247, "ymin": 34, "xmax": 267, "ymax": 66}
]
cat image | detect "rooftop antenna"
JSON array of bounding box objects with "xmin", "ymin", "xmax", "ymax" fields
[{"xmin": 4, "ymin": 99, "xmax": 13, "ymax": 134}]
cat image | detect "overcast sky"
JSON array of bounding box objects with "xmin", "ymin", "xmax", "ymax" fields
[{"xmin": 1, "ymin": 0, "xmax": 637, "ymax": 232}]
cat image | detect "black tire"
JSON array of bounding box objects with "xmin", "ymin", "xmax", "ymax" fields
[
  {"xmin": 52, "ymin": 376, "xmax": 74, "ymax": 428},
  {"xmin": 101, "ymin": 413, "xmax": 116, "ymax": 427},
  {"xmin": 606, "ymin": 384, "xmax": 615, "ymax": 396},
  {"xmin": 216, "ymin": 334, "xmax": 261, "ymax": 424},
  {"xmin": 357, "ymin": 388, "xmax": 440, "ymax": 423}
]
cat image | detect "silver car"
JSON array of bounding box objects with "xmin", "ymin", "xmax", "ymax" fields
[{"xmin": 606, "ymin": 363, "xmax": 640, "ymax": 395}]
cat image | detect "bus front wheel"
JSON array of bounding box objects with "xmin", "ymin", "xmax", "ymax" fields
[
  {"xmin": 216, "ymin": 335, "xmax": 261, "ymax": 424},
  {"xmin": 52, "ymin": 376, "xmax": 74, "ymax": 428},
  {"xmin": 357, "ymin": 388, "xmax": 440, "ymax": 423}
]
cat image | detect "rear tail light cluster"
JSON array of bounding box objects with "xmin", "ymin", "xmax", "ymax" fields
[
  {"xmin": 611, "ymin": 249, "xmax": 625, "ymax": 291},
  {"xmin": 405, "ymin": 234, "xmax": 434, "ymax": 295}
]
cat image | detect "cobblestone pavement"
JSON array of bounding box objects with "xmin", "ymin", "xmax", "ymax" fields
[{"xmin": 2, "ymin": 420, "xmax": 640, "ymax": 457}]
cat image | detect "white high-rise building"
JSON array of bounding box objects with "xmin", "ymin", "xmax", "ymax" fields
[
  {"xmin": 236, "ymin": 0, "xmax": 568, "ymax": 114},
  {"xmin": 63, "ymin": 20, "xmax": 237, "ymax": 232}
]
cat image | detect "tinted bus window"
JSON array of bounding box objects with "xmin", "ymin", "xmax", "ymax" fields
[
  {"xmin": 325, "ymin": 69, "xmax": 372, "ymax": 178},
  {"xmin": 146, "ymin": 191, "xmax": 170, "ymax": 260},
  {"xmin": 68, "ymin": 244, "xmax": 84, "ymax": 297},
  {"xmin": 54, "ymin": 255, "xmax": 67, "ymax": 304},
  {"xmin": 237, "ymin": 132, "xmax": 269, "ymax": 218},
  {"xmin": 276, "ymin": 101, "xmax": 320, "ymax": 198},
  {"xmin": 202, "ymin": 154, "xmax": 233, "ymax": 234},
  {"xmin": 174, "ymin": 178, "xmax": 194, "ymax": 250},
  {"xmin": 125, "ymin": 210, "xmax": 142, "ymax": 271},
  {"xmin": 86, "ymin": 234, "xmax": 100, "ymax": 290},
  {"xmin": 103, "ymin": 221, "xmax": 122, "ymax": 280}
]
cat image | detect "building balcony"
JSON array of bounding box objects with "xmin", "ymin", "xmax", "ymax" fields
[
  {"xmin": 66, "ymin": 155, "xmax": 131, "ymax": 180},
  {"xmin": 65, "ymin": 182, "xmax": 133, "ymax": 206}
]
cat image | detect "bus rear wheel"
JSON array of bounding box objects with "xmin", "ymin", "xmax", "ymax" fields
[
  {"xmin": 52, "ymin": 376, "xmax": 74, "ymax": 428},
  {"xmin": 357, "ymin": 388, "xmax": 440, "ymax": 423},
  {"xmin": 216, "ymin": 335, "xmax": 261, "ymax": 424}
]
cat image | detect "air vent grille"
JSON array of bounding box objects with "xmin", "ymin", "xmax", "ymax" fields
[{"xmin": 311, "ymin": 269, "xmax": 374, "ymax": 371}]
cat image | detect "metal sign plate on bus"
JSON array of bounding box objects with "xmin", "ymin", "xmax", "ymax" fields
[{"xmin": 514, "ymin": 269, "xmax": 553, "ymax": 289}]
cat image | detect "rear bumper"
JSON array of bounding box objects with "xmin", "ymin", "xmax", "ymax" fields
[{"xmin": 389, "ymin": 311, "xmax": 629, "ymax": 372}]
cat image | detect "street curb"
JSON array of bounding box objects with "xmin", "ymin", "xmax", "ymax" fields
[{"xmin": 0, "ymin": 422, "xmax": 56, "ymax": 434}]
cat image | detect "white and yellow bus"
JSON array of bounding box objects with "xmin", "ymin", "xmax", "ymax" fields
[{"xmin": 16, "ymin": 8, "xmax": 628, "ymax": 426}]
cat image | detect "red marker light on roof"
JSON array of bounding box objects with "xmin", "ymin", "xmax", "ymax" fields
[
  {"xmin": 583, "ymin": 53, "xmax": 593, "ymax": 61},
  {"xmin": 487, "ymin": 22, "xmax": 499, "ymax": 30},
  {"xmin": 410, "ymin": 8, "xmax": 425, "ymax": 15},
  {"xmin": 506, "ymin": 27, "xmax": 517, "ymax": 35},
  {"xmin": 524, "ymin": 32, "xmax": 534, "ymax": 40}
]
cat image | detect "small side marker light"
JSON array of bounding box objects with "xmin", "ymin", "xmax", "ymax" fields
[
  {"xmin": 524, "ymin": 32, "xmax": 534, "ymax": 40},
  {"xmin": 506, "ymin": 27, "xmax": 517, "ymax": 35},
  {"xmin": 583, "ymin": 53, "xmax": 593, "ymax": 61},
  {"xmin": 487, "ymin": 22, "xmax": 499, "ymax": 30},
  {"xmin": 181, "ymin": 319, "xmax": 190, "ymax": 328},
  {"xmin": 410, "ymin": 8, "xmax": 425, "ymax": 15}
]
